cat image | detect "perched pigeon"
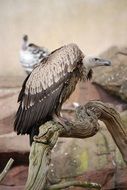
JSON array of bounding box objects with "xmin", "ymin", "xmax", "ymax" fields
[{"xmin": 20, "ymin": 34, "xmax": 49, "ymax": 74}]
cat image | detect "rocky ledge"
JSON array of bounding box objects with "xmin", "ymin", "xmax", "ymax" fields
[{"xmin": 93, "ymin": 46, "xmax": 127, "ymax": 102}]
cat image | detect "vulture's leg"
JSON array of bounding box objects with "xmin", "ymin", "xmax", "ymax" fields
[{"xmin": 29, "ymin": 126, "xmax": 39, "ymax": 145}]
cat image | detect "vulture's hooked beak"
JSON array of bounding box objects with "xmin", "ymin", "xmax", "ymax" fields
[{"xmin": 98, "ymin": 58, "xmax": 111, "ymax": 66}]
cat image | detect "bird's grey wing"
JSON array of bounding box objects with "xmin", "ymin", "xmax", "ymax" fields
[
  {"xmin": 14, "ymin": 43, "xmax": 84, "ymax": 134},
  {"xmin": 28, "ymin": 43, "xmax": 49, "ymax": 56}
]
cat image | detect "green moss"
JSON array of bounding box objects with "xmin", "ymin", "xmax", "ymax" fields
[{"xmin": 78, "ymin": 149, "xmax": 88, "ymax": 171}]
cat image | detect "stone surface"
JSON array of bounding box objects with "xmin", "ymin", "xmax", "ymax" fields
[
  {"xmin": 0, "ymin": 166, "xmax": 28, "ymax": 187},
  {"xmin": 0, "ymin": 76, "xmax": 25, "ymax": 89},
  {"xmin": 0, "ymin": 133, "xmax": 29, "ymax": 172},
  {"xmin": 93, "ymin": 46, "xmax": 127, "ymax": 102},
  {"xmin": 75, "ymin": 167, "xmax": 127, "ymax": 190}
]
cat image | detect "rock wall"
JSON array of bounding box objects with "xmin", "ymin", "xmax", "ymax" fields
[{"xmin": 93, "ymin": 46, "xmax": 127, "ymax": 102}]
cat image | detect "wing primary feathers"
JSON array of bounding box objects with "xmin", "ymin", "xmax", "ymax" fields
[
  {"xmin": 18, "ymin": 74, "xmax": 30, "ymax": 102},
  {"xmin": 15, "ymin": 82, "xmax": 64, "ymax": 135}
]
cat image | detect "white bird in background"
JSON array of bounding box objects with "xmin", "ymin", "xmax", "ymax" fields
[{"xmin": 20, "ymin": 35, "xmax": 49, "ymax": 74}]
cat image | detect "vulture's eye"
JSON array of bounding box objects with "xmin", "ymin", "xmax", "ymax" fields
[{"xmin": 94, "ymin": 58, "xmax": 99, "ymax": 61}]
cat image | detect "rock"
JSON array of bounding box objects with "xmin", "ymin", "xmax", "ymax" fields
[
  {"xmin": 0, "ymin": 166, "xmax": 28, "ymax": 187},
  {"xmin": 0, "ymin": 132, "xmax": 29, "ymax": 172},
  {"xmin": 74, "ymin": 167, "xmax": 127, "ymax": 190},
  {"xmin": 1, "ymin": 166, "xmax": 127, "ymax": 190},
  {"xmin": 93, "ymin": 46, "xmax": 127, "ymax": 102},
  {"xmin": 0, "ymin": 76, "xmax": 25, "ymax": 89},
  {"xmin": 0, "ymin": 84, "xmax": 30, "ymax": 172},
  {"xmin": 0, "ymin": 90, "xmax": 19, "ymax": 121},
  {"xmin": 0, "ymin": 87, "xmax": 20, "ymax": 136},
  {"xmin": 0, "ymin": 186, "xmax": 24, "ymax": 190}
]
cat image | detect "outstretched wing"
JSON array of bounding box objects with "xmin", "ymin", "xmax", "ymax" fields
[{"xmin": 14, "ymin": 43, "xmax": 84, "ymax": 135}]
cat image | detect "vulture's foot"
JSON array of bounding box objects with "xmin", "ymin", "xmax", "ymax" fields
[{"xmin": 53, "ymin": 114, "xmax": 69, "ymax": 132}]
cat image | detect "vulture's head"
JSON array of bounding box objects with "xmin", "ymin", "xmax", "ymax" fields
[{"xmin": 82, "ymin": 56, "xmax": 111, "ymax": 80}]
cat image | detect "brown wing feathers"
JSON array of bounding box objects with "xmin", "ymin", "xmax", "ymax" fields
[
  {"xmin": 14, "ymin": 77, "xmax": 66, "ymax": 134},
  {"xmin": 14, "ymin": 44, "xmax": 84, "ymax": 135}
]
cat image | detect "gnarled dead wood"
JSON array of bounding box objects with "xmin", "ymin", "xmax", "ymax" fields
[
  {"xmin": 47, "ymin": 180, "xmax": 101, "ymax": 190},
  {"xmin": 0, "ymin": 158, "xmax": 14, "ymax": 183},
  {"xmin": 25, "ymin": 122, "xmax": 60, "ymax": 190},
  {"xmin": 84, "ymin": 101, "xmax": 127, "ymax": 163},
  {"xmin": 25, "ymin": 100, "xmax": 127, "ymax": 190}
]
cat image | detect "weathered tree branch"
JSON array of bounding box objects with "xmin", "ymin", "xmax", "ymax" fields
[
  {"xmin": 25, "ymin": 100, "xmax": 127, "ymax": 190},
  {"xmin": 84, "ymin": 101, "xmax": 127, "ymax": 163},
  {"xmin": 25, "ymin": 122, "xmax": 60, "ymax": 190},
  {"xmin": 0, "ymin": 158, "xmax": 14, "ymax": 183},
  {"xmin": 47, "ymin": 180, "xmax": 101, "ymax": 190}
]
